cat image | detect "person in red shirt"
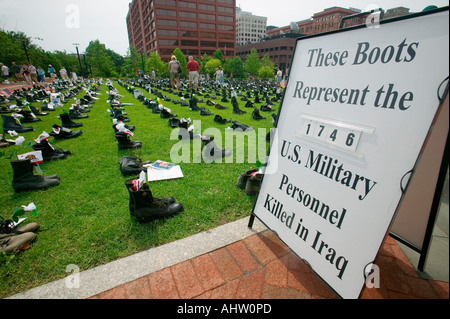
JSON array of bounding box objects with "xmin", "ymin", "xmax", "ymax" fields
[{"xmin": 186, "ymin": 56, "xmax": 200, "ymax": 93}]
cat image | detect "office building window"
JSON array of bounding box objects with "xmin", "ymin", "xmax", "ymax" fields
[
  {"xmin": 200, "ymin": 23, "xmax": 216, "ymax": 30},
  {"xmin": 199, "ymin": 31, "xmax": 216, "ymax": 38},
  {"xmin": 201, "ymin": 41, "xmax": 216, "ymax": 47},
  {"xmin": 181, "ymin": 40, "xmax": 199, "ymax": 46},
  {"xmin": 154, "ymin": 0, "xmax": 176, "ymax": 6},
  {"xmin": 179, "ymin": 1, "xmax": 196, "ymax": 9},
  {"xmin": 156, "ymin": 9, "xmax": 176, "ymax": 16},
  {"xmin": 199, "ymin": 13, "xmax": 215, "ymax": 20},
  {"xmin": 158, "ymin": 29, "xmax": 178, "ymax": 36},
  {"xmin": 218, "ymin": 24, "xmax": 233, "ymax": 31},
  {"xmin": 180, "ymin": 21, "xmax": 197, "ymax": 28},
  {"xmin": 157, "ymin": 19, "xmax": 177, "ymax": 26},
  {"xmin": 179, "ymin": 11, "xmax": 197, "ymax": 18}
]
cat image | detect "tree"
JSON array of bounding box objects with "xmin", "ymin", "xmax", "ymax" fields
[
  {"xmin": 213, "ymin": 49, "xmax": 224, "ymax": 63},
  {"xmin": 146, "ymin": 51, "xmax": 167, "ymax": 77},
  {"xmin": 258, "ymin": 66, "xmax": 274, "ymax": 80},
  {"xmin": 244, "ymin": 48, "xmax": 261, "ymax": 76},
  {"xmin": 224, "ymin": 57, "xmax": 245, "ymax": 79},
  {"xmin": 199, "ymin": 53, "xmax": 211, "ymax": 75},
  {"xmin": 204, "ymin": 59, "xmax": 222, "ymax": 76},
  {"xmin": 85, "ymin": 40, "xmax": 118, "ymax": 77},
  {"xmin": 121, "ymin": 45, "xmax": 140, "ymax": 77},
  {"xmin": 106, "ymin": 48, "xmax": 125, "ymax": 75},
  {"xmin": 0, "ymin": 29, "xmax": 28, "ymax": 66},
  {"xmin": 260, "ymin": 55, "xmax": 274, "ymax": 70}
]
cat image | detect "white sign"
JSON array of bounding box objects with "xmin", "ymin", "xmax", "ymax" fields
[{"xmin": 252, "ymin": 9, "xmax": 449, "ymax": 299}]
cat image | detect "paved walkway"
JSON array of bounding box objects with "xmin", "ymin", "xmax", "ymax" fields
[
  {"xmin": 9, "ymin": 215, "xmax": 448, "ymax": 300},
  {"xmin": 89, "ymin": 224, "xmax": 448, "ymax": 300}
]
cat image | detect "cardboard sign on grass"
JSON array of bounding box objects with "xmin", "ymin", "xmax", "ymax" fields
[{"xmin": 252, "ymin": 9, "xmax": 449, "ymax": 299}]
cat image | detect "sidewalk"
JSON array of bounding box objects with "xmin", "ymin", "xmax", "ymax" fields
[
  {"xmin": 8, "ymin": 215, "xmax": 449, "ymax": 300},
  {"xmin": 0, "ymin": 80, "xmax": 52, "ymax": 92}
]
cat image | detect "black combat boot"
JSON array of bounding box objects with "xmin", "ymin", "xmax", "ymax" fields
[
  {"xmin": 252, "ymin": 108, "xmax": 266, "ymax": 120},
  {"xmin": 119, "ymin": 156, "xmax": 152, "ymax": 176},
  {"xmin": 1, "ymin": 115, "xmax": 34, "ymax": 133},
  {"xmin": 115, "ymin": 132, "xmax": 142, "ymax": 150},
  {"xmin": 203, "ymin": 139, "xmax": 232, "ymax": 161},
  {"xmin": 126, "ymin": 180, "xmax": 182, "ymax": 222},
  {"xmin": 49, "ymin": 125, "xmax": 82, "ymax": 140},
  {"xmin": 60, "ymin": 113, "xmax": 83, "ymax": 128},
  {"xmin": 11, "ymin": 159, "xmax": 60, "ymax": 192},
  {"xmin": 231, "ymin": 97, "xmax": 246, "ymax": 115},
  {"xmin": 32, "ymin": 140, "xmax": 71, "ymax": 162},
  {"xmin": 16, "ymin": 110, "xmax": 41, "ymax": 123}
]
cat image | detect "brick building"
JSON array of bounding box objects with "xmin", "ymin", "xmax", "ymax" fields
[
  {"xmin": 126, "ymin": 0, "xmax": 236, "ymax": 61},
  {"xmin": 266, "ymin": 6, "xmax": 363, "ymax": 37},
  {"xmin": 237, "ymin": 7, "xmax": 366, "ymax": 72}
]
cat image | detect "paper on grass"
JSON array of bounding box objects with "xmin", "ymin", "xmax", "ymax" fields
[{"xmin": 147, "ymin": 165, "xmax": 183, "ymax": 182}]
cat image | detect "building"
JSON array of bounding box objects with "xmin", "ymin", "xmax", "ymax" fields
[
  {"xmin": 266, "ymin": 6, "xmax": 363, "ymax": 37},
  {"xmin": 236, "ymin": 33, "xmax": 298, "ymax": 74},
  {"xmin": 383, "ymin": 7, "xmax": 413, "ymax": 20},
  {"xmin": 236, "ymin": 7, "xmax": 370, "ymax": 72},
  {"xmin": 236, "ymin": 7, "xmax": 267, "ymax": 46},
  {"xmin": 126, "ymin": 0, "xmax": 236, "ymax": 61}
]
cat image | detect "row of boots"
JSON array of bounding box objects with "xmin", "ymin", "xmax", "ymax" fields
[
  {"xmin": 110, "ymin": 81, "xmax": 185, "ymax": 223},
  {"xmin": 0, "ymin": 219, "xmax": 40, "ymax": 253}
]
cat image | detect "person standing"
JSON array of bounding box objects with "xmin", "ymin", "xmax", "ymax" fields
[
  {"xmin": 0, "ymin": 63, "xmax": 9, "ymax": 83},
  {"xmin": 186, "ymin": 56, "xmax": 200, "ymax": 93},
  {"xmin": 21, "ymin": 62, "xmax": 32, "ymax": 84},
  {"xmin": 168, "ymin": 55, "xmax": 180, "ymax": 92},
  {"xmin": 48, "ymin": 64, "xmax": 57, "ymax": 82},
  {"xmin": 60, "ymin": 67, "xmax": 69, "ymax": 81},
  {"xmin": 28, "ymin": 62, "xmax": 38, "ymax": 83},
  {"xmin": 276, "ymin": 67, "xmax": 283, "ymax": 89},
  {"xmin": 37, "ymin": 66, "xmax": 46, "ymax": 83},
  {"xmin": 11, "ymin": 62, "xmax": 22, "ymax": 82},
  {"xmin": 215, "ymin": 67, "xmax": 224, "ymax": 85}
]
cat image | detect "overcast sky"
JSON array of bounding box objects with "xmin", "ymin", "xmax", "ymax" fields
[{"xmin": 0, "ymin": 0, "xmax": 448, "ymax": 56}]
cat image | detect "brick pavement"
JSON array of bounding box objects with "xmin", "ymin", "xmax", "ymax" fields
[{"xmin": 90, "ymin": 229, "xmax": 449, "ymax": 300}]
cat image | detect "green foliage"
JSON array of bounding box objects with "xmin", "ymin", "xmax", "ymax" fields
[
  {"xmin": 85, "ymin": 40, "xmax": 118, "ymax": 77},
  {"xmin": 0, "ymin": 29, "xmax": 86, "ymax": 78},
  {"xmin": 258, "ymin": 66, "xmax": 275, "ymax": 80},
  {"xmin": 260, "ymin": 55, "xmax": 274, "ymax": 70},
  {"xmin": 121, "ymin": 45, "xmax": 140, "ymax": 77},
  {"xmin": 213, "ymin": 49, "xmax": 224, "ymax": 62},
  {"xmin": 244, "ymin": 48, "xmax": 262, "ymax": 76},
  {"xmin": 204, "ymin": 59, "xmax": 222, "ymax": 76},
  {"xmin": 224, "ymin": 57, "xmax": 245, "ymax": 79},
  {"xmin": 199, "ymin": 53, "xmax": 211, "ymax": 75},
  {"xmin": 146, "ymin": 52, "xmax": 167, "ymax": 77}
]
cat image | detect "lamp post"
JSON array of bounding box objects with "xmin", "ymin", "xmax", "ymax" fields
[
  {"xmin": 73, "ymin": 43, "xmax": 84, "ymax": 77},
  {"xmin": 140, "ymin": 51, "xmax": 146, "ymax": 75}
]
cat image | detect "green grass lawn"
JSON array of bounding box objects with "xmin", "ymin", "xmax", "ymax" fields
[{"xmin": 0, "ymin": 78, "xmax": 280, "ymax": 298}]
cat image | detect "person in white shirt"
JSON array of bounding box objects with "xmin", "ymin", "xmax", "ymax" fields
[
  {"xmin": 1, "ymin": 63, "xmax": 10, "ymax": 82},
  {"xmin": 60, "ymin": 67, "xmax": 69, "ymax": 80},
  {"xmin": 27, "ymin": 62, "xmax": 38, "ymax": 83},
  {"xmin": 276, "ymin": 67, "xmax": 283, "ymax": 88}
]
